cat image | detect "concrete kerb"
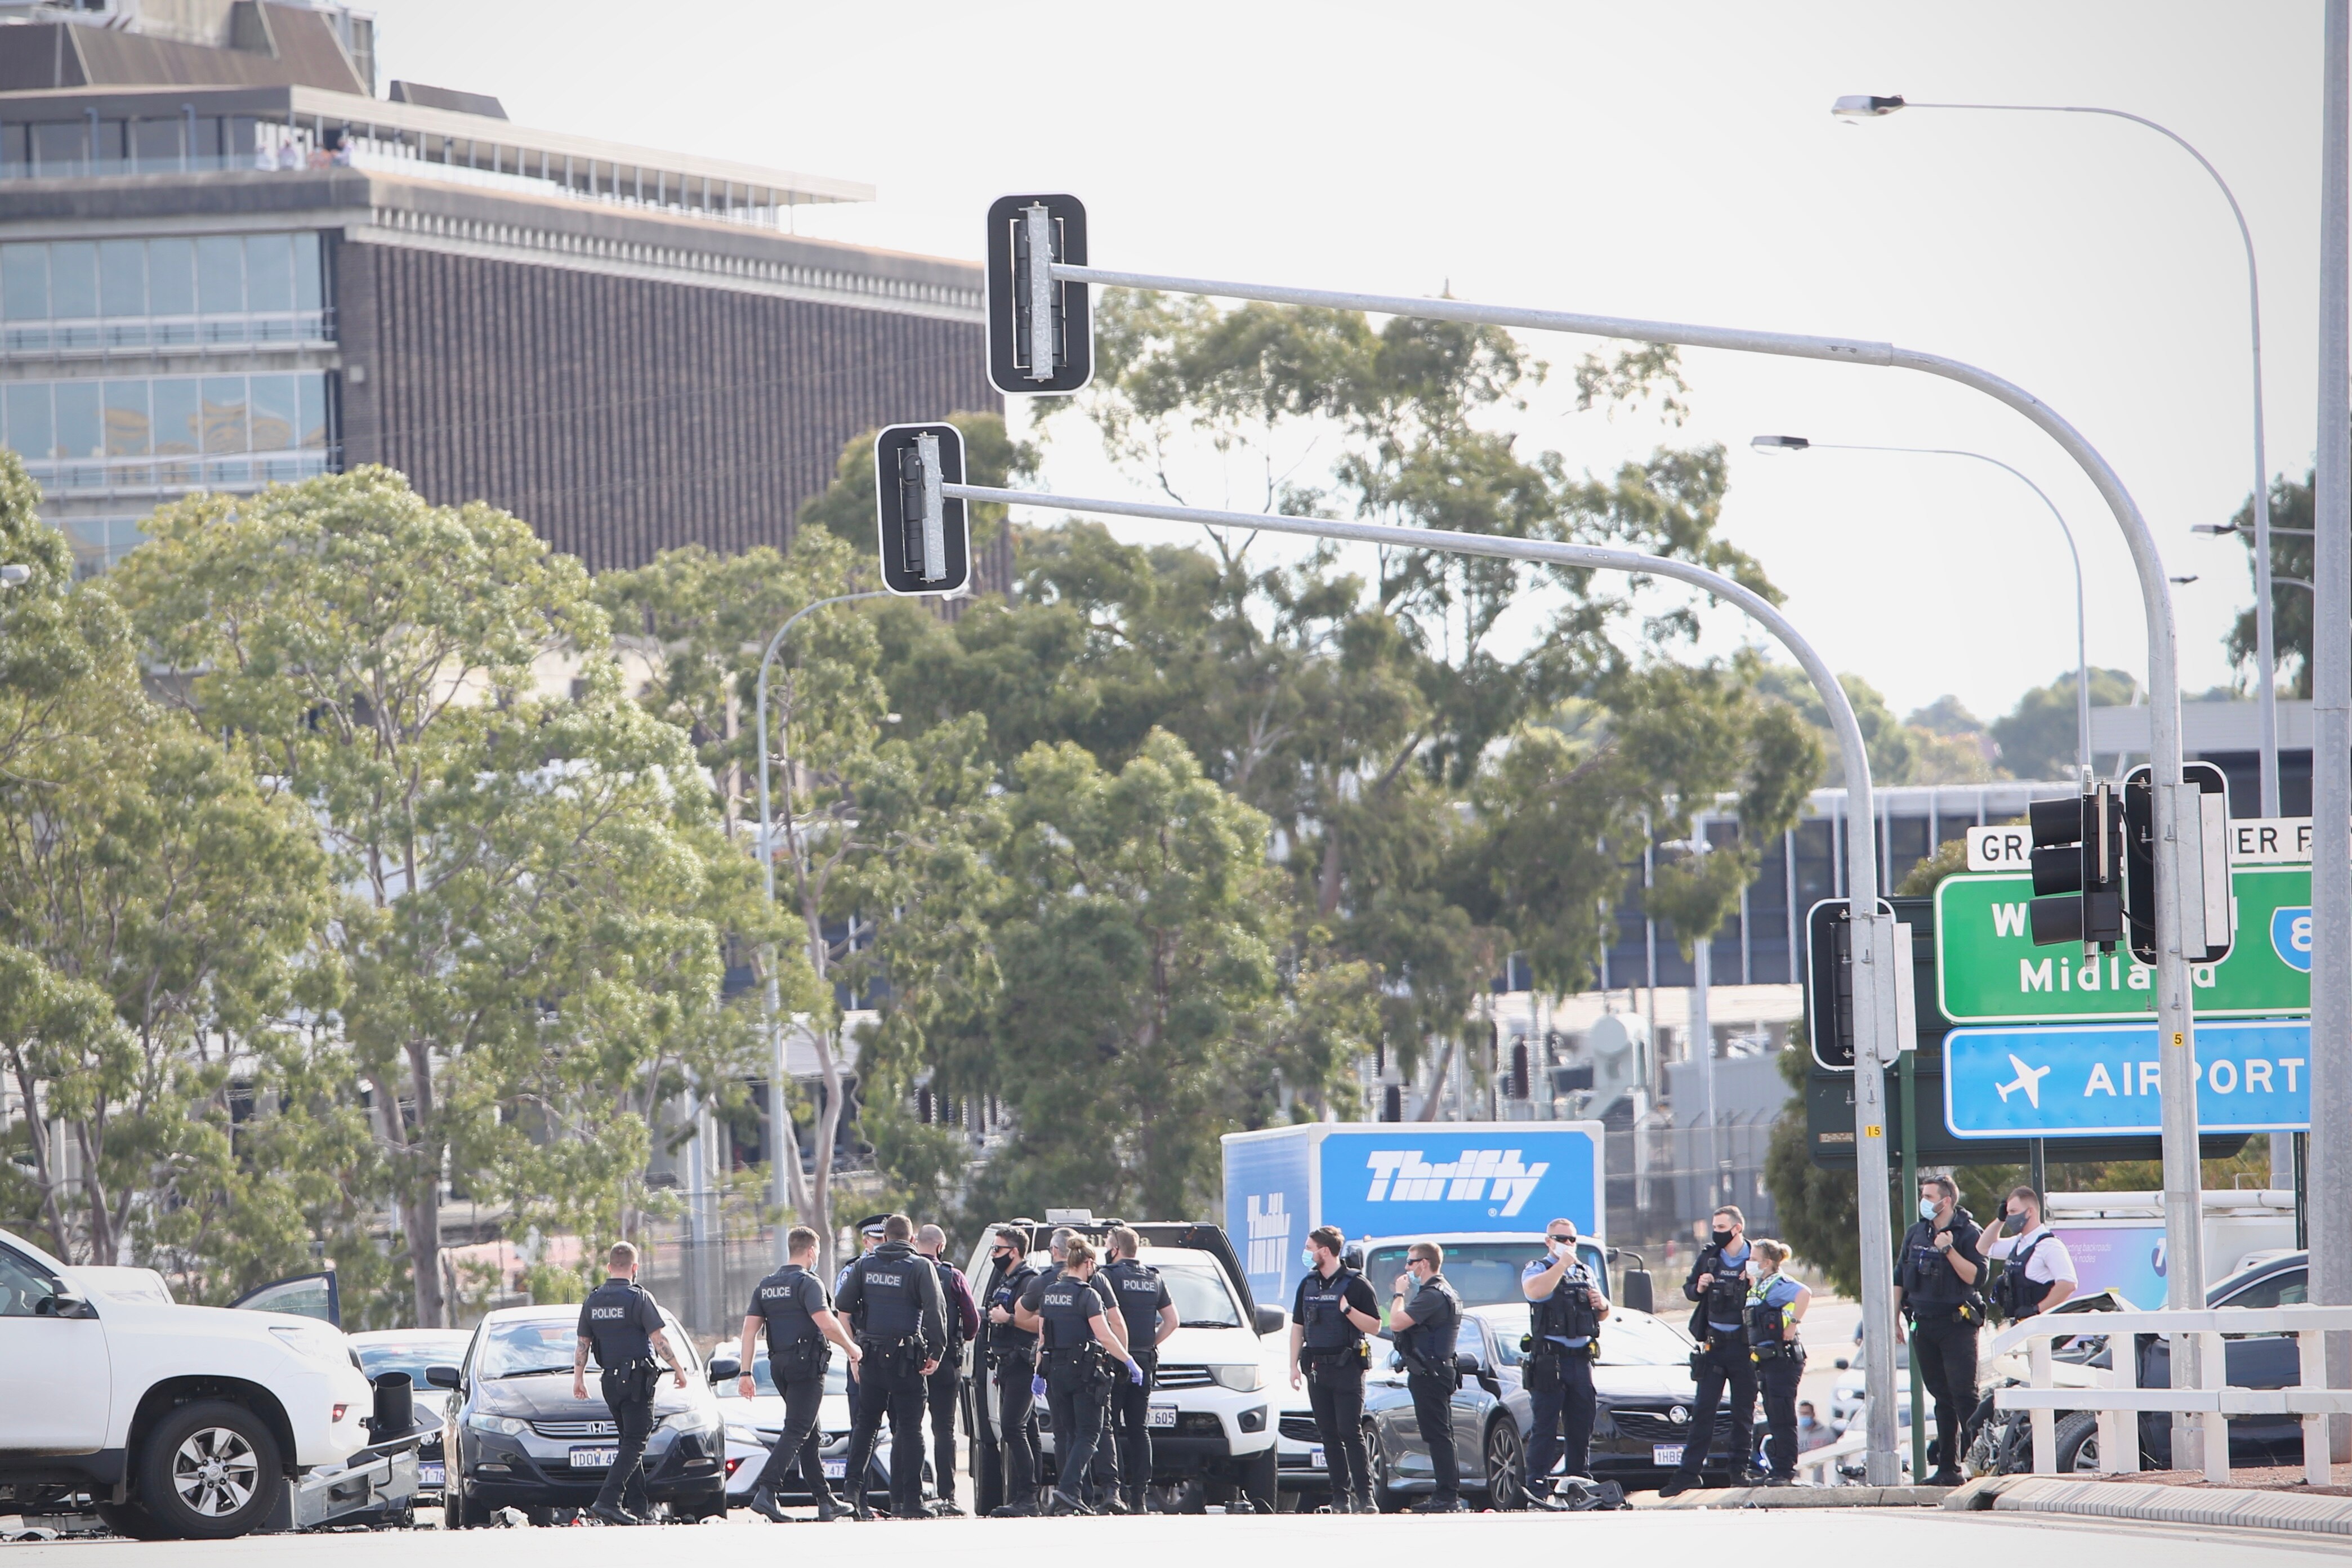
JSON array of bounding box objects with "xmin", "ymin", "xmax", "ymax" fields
[
  {"xmin": 1639, "ymin": 1484, "xmax": 1954, "ymax": 1510},
  {"xmin": 1946, "ymin": 1474, "xmax": 2352, "ymax": 1537}
]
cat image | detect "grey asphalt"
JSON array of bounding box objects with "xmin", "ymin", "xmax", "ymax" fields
[{"xmin": 5, "ymin": 1507, "xmax": 2338, "ymax": 1565}]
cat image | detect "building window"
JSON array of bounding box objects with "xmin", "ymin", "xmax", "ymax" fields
[
  {"xmin": 2, "ymin": 370, "xmax": 336, "ymax": 495},
  {"xmin": 0, "ymin": 233, "xmax": 329, "ymax": 353}
]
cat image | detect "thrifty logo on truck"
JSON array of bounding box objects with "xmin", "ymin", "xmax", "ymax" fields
[
  {"xmin": 1362, "ymin": 1149, "xmax": 1548, "ymax": 1216},
  {"xmin": 1244, "ymin": 1192, "xmax": 1292, "ymax": 1279}
]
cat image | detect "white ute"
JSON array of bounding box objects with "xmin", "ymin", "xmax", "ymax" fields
[{"xmin": 0, "ymin": 1226, "xmax": 397, "ymax": 1539}]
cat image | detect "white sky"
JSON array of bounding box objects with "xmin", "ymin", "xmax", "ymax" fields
[{"xmin": 375, "ymin": 1, "xmax": 2327, "ymax": 724}]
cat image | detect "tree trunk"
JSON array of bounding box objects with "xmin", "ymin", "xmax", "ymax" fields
[{"xmin": 1414, "ymin": 1038, "xmax": 1453, "ymax": 1121}]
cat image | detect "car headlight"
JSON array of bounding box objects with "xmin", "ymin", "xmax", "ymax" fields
[
  {"xmin": 724, "ymin": 1423, "xmax": 768, "ymax": 1447},
  {"xmin": 1209, "ymin": 1364, "xmax": 1264, "ymax": 1392},
  {"xmin": 663, "ymin": 1408, "xmax": 720, "ymax": 1436},
  {"xmin": 467, "ymin": 1413, "xmax": 529, "ymax": 1437},
  {"xmin": 270, "ymin": 1324, "xmax": 347, "ymax": 1365}
]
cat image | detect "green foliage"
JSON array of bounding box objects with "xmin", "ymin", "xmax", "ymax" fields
[
  {"xmin": 2224, "ymin": 470, "xmax": 2313, "ymax": 699},
  {"xmin": 1987, "ymin": 667, "xmax": 2137, "ymax": 781}
]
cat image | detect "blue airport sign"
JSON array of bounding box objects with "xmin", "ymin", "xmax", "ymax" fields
[{"xmin": 1944, "ymin": 1019, "xmax": 2311, "ymax": 1139}]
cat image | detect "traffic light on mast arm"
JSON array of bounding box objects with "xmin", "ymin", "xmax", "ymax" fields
[
  {"xmin": 2120, "ymin": 761, "xmax": 2235, "ymax": 967},
  {"xmin": 2026, "ymin": 783, "xmax": 2124, "ymax": 951},
  {"xmin": 871, "ymin": 422, "xmax": 971, "ymax": 597},
  {"xmin": 985, "ymin": 194, "xmax": 1092, "ymax": 395}
]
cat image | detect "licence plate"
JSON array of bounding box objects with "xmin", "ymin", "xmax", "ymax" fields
[
  {"xmin": 1309, "ymin": 1446, "xmax": 1326, "ymax": 1468},
  {"xmin": 570, "ymin": 1446, "xmax": 617, "ymax": 1469},
  {"xmin": 1652, "ymin": 1444, "xmax": 1685, "ymax": 1467},
  {"xmin": 824, "ymin": 1460, "xmax": 847, "ymax": 1480},
  {"xmin": 419, "ymin": 1462, "xmax": 444, "ymax": 1487},
  {"xmin": 1147, "ymin": 1404, "xmax": 1177, "ymax": 1429}
]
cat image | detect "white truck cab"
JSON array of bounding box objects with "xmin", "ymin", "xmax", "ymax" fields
[
  {"xmin": 0, "ymin": 1226, "xmax": 392, "ymax": 1539},
  {"xmin": 962, "ymin": 1216, "xmax": 1283, "ymax": 1513}
]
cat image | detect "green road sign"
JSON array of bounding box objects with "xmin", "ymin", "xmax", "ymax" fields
[{"xmin": 1934, "ymin": 868, "xmax": 2310, "ymax": 1024}]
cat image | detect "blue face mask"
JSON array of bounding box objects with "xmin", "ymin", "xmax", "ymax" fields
[
  {"xmin": 1918, "ymin": 1198, "xmax": 1940, "ymax": 1222},
  {"xmin": 1302, "ymin": 1247, "xmax": 1319, "ymax": 1270}
]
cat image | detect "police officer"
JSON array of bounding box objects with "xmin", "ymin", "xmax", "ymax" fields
[
  {"xmin": 980, "ymin": 1225, "xmax": 1046, "ymax": 1517},
  {"xmin": 1743, "ymin": 1238, "xmax": 1810, "ymax": 1486},
  {"xmin": 1388, "ymin": 1241, "xmax": 1466, "ymax": 1513},
  {"xmin": 836, "ymin": 1213, "xmax": 950, "ymax": 1520},
  {"xmin": 1101, "ymin": 1226, "xmax": 1179, "ymax": 1515},
  {"xmin": 570, "ymin": 1241, "xmax": 687, "ymax": 1527},
  {"xmin": 1985, "ymin": 1185, "xmax": 2077, "ymax": 1321},
  {"xmin": 837, "ymin": 1214, "xmax": 890, "ymax": 1405},
  {"xmin": 1660, "ymin": 1205, "xmax": 1759, "ymax": 1498},
  {"xmin": 1288, "ymin": 1226, "xmax": 1380, "ymax": 1514},
  {"xmin": 1025, "ymin": 1227, "xmax": 1127, "ymax": 1510},
  {"xmin": 737, "ymin": 1225, "xmax": 863, "ymax": 1522},
  {"xmin": 1518, "ymin": 1218, "xmax": 1609, "ymax": 1508},
  {"xmin": 1894, "ymin": 1175, "xmax": 1985, "ymax": 1488},
  {"xmin": 913, "ymin": 1224, "xmax": 980, "ymax": 1516},
  {"xmin": 1015, "ymin": 1237, "xmax": 1139, "ymax": 1515}
]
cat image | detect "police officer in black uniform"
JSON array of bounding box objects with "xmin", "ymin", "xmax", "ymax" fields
[
  {"xmin": 1660, "ymin": 1205, "xmax": 1759, "ymax": 1498},
  {"xmin": 835, "ymin": 1213, "xmax": 950, "ymax": 1520},
  {"xmin": 1288, "ymin": 1225, "xmax": 1381, "ymax": 1514},
  {"xmin": 1015, "ymin": 1236, "xmax": 1138, "ymax": 1516},
  {"xmin": 737, "ymin": 1224, "xmax": 864, "ymax": 1522},
  {"xmin": 1518, "ymin": 1218, "xmax": 1609, "ymax": 1508},
  {"xmin": 570, "ymin": 1241, "xmax": 687, "ymax": 1527},
  {"xmin": 1101, "ymin": 1226, "xmax": 1178, "ymax": 1514},
  {"xmin": 913, "ymin": 1225, "xmax": 980, "ymax": 1516},
  {"xmin": 1894, "ymin": 1175, "xmax": 1984, "ymax": 1487},
  {"xmin": 1388, "ymin": 1241, "xmax": 1466, "ymax": 1513},
  {"xmin": 1743, "ymin": 1239, "xmax": 1811, "ymax": 1486},
  {"xmin": 980, "ymin": 1225, "xmax": 1046, "ymax": 1517}
]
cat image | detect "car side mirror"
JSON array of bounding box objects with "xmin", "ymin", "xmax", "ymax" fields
[
  {"xmin": 1454, "ymin": 1352, "xmax": 1479, "ymax": 1375},
  {"xmin": 1619, "ymin": 1269, "xmax": 1654, "ymax": 1315},
  {"xmin": 1834, "ymin": 1358, "xmax": 1850, "ymax": 1371},
  {"xmin": 708, "ymin": 1357, "xmax": 740, "ymax": 1383},
  {"xmin": 425, "ymin": 1364, "xmax": 461, "ymax": 1390},
  {"xmin": 35, "ymin": 1292, "xmax": 91, "ymax": 1319},
  {"xmin": 1254, "ymin": 1305, "xmax": 1286, "ymax": 1337}
]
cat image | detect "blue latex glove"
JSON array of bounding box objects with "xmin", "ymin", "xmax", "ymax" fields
[
  {"xmin": 1031, "ymin": 1373, "xmax": 1048, "ymax": 1399},
  {"xmin": 1124, "ymin": 1359, "xmax": 1145, "ymax": 1386}
]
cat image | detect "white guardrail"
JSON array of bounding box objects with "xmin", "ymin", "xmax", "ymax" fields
[{"xmin": 1992, "ymin": 1304, "xmax": 2352, "ymax": 1484}]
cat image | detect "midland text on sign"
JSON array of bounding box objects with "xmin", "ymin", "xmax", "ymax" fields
[
  {"xmin": 1934, "ymin": 869, "xmax": 2311, "ymax": 1024},
  {"xmin": 1943, "ymin": 1020, "xmax": 2312, "ymax": 1137}
]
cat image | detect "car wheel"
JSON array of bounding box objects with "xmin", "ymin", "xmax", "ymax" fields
[
  {"xmin": 1363, "ymin": 1423, "xmax": 1404, "ymax": 1513},
  {"xmin": 2052, "ymin": 1412, "xmax": 2112, "ymax": 1475},
  {"xmin": 974, "ymin": 1430, "xmax": 1004, "ymax": 1516},
  {"xmin": 1484, "ymin": 1419, "xmax": 1527, "ymax": 1511},
  {"xmin": 137, "ymin": 1400, "xmax": 284, "ymax": 1540},
  {"xmin": 446, "ymin": 1476, "xmax": 495, "ymax": 1529},
  {"xmin": 1239, "ymin": 1447, "xmax": 1278, "ymax": 1515},
  {"xmin": 94, "ymin": 1502, "xmax": 174, "ymax": 1541}
]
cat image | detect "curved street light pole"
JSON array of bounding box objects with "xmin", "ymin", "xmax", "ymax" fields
[
  {"xmin": 754, "ymin": 589, "xmax": 891, "ymax": 1263},
  {"xmin": 1753, "ymin": 436, "xmax": 2093, "ymax": 782},
  {"xmin": 1835, "ymin": 95, "xmax": 2280, "ymax": 815}
]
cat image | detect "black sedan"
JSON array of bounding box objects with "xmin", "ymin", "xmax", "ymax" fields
[
  {"xmin": 429, "ymin": 1305, "xmax": 729, "ymax": 1526},
  {"xmin": 1362, "ymin": 1303, "xmax": 1758, "ymax": 1508}
]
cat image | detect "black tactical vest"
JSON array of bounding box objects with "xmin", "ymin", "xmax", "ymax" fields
[
  {"xmin": 752, "ymin": 1264, "xmax": 821, "ymax": 1350},
  {"xmin": 988, "ymin": 1259, "xmax": 1042, "ymax": 1353},
  {"xmin": 582, "ymin": 1279, "xmax": 655, "ymax": 1365},
  {"xmin": 1299, "ymin": 1266, "xmax": 1365, "ymax": 1352},
  {"xmin": 1102, "ymin": 1258, "xmax": 1165, "ymax": 1348},
  {"xmin": 1037, "ymin": 1273, "xmax": 1101, "ymax": 1352},
  {"xmin": 850, "ymin": 1243, "xmax": 925, "ymax": 1338},
  {"xmin": 1531, "ymin": 1261, "xmax": 1601, "ymax": 1342}
]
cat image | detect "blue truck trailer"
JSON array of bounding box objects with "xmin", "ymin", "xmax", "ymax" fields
[{"xmin": 1221, "ymin": 1121, "xmax": 1609, "ymax": 1315}]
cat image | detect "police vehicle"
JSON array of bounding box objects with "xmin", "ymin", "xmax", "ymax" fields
[
  {"xmin": 962, "ymin": 1216, "xmax": 1283, "ymax": 1515},
  {"xmin": 431, "ymin": 1303, "xmax": 726, "ymax": 1526}
]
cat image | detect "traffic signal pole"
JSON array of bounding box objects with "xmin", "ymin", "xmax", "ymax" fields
[
  {"xmin": 1042, "ymin": 250, "xmax": 2210, "ymax": 1472},
  {"xmin": 943, "ymin": 476, "xmax": 1911, "ymax": 1484}
]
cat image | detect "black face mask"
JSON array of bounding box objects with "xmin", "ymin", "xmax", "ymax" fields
[
  {"xmin": 2001, "ymin": 1213, "xmax": 2028, "ymax": 1236},
  {"xmin": 1711, "ymin": 1230, "xmax": 1735, "ymax": 1250}
]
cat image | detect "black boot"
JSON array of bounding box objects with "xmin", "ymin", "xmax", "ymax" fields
[
  {"xmin": 746, "ymin": 1489, "xmax": 790, "ymax": 1524},
  {"xmin": 589, "ymin": 1502, "xmax": 640, "ymax": 1527},
  {"xmin": 812, "ymin": 1492, "xmax": 843, "ymax": 1522}
]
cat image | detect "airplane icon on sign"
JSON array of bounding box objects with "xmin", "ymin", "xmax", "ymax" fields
[{"xmin": 1994, "ymin": 1054, "xmax": 2052, "ymax": 1110}]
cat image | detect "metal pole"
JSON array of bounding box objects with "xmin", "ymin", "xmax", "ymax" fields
[
  {"xmin": 1045, "ymin": 260, "xmax": 2203, "ymax": 1446},
  {"xmin": 1693, "ymin": 934, "xmax": 1716, "ymax": 1203},
  {"xmin": 755, "ymin": 589, "xmax": 890, "ymax": 1263},
  {"xmin": 1782, "ymin": 443, "xmax": 2092, "ymax": 781},
  {"xmin": 1899, "ymin": 1052, "xmax": 1923, "ymax": 1480},
  {"xmin": 2311, "ymin": 0, "xmax": 2352, "ymax": 1463},
  {"xmin": 947, "ymin": 477, "xmax": 1905, "ymax": 1484},
  {"xmin": 1883, "ymin": 100, "xmax": 2279, "ymax": 814}
]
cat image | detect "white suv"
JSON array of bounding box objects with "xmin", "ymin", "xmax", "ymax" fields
[
  {"xmin": 0, "ymin": 1226, "xmax": 380, "ymax": 1539},
  {"xmin": 962, "ymin": 1218, "xmax": 1282, "ymax": 1513}
]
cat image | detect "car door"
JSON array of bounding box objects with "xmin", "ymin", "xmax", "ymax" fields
[
  {"xmin": 0, "ymin": 1239, "xmax": 111, "ymax": 1454},
  {"xmin": 2136, "ymin": 1263, "xmax": 2308, "ymax": 1464},
  {"xmin": 1452, "ymin": 1321, "xmax": 1492, "ymax": 1468},
  {"xmin": 229, "ymin": 1269, "xmax": 341, "ymax": 1329}
]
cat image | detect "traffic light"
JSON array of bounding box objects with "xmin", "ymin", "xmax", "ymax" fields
[
  {"xmin": 2121, "ymin": 761, "xmax": 2234, "ymax": 967},
  {"xmin": 985, "ymin": 194, "xmax": 1092, "ymax": 395},
  {"xmin": 870, "ymin": 422, "xmax": 971, "ymax": 597},
  {"xmin": 2025, "ymin": 784, "xmax": 2124, "ymax": 950}
]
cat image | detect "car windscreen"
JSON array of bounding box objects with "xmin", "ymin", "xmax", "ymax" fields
[
  {"xmin": 1153, "ymin": 1261, "xmax": 1242, "ymax": 1328},
  {"xmin": 1474, "ymin": 1305, "xmax": 1692, "ymax": 1368},
  {"xmin": 1363, "ymin": 1241, "xmax": 1608, "ymax": 1314},
  {"xmin": 723, "ymin": 1359, "xmax": 850, "ymax": 1399},
  {"xmin": 356, "ymin": 1338, "xmax": 472, "ymax": 1382}
]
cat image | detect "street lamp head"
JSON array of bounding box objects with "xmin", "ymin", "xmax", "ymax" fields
[
  {"xmin": 0, "ymin": 563, "xmax": 29, "ymax": 586},
  {"xmin": 2168, "ymin": 574, "xmax": 2199, "ymax": 586},
  {"xmin": 1832, "ymin": 94, "xmax": 1908, "ymax": 120},
  {"xmin": 2188, "ymin": 522, "xmax": 2240, "ymax": 537},
  {"xmin": 1749, "ymin": 434, "xmax": 1811, "ymax": 453}
]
